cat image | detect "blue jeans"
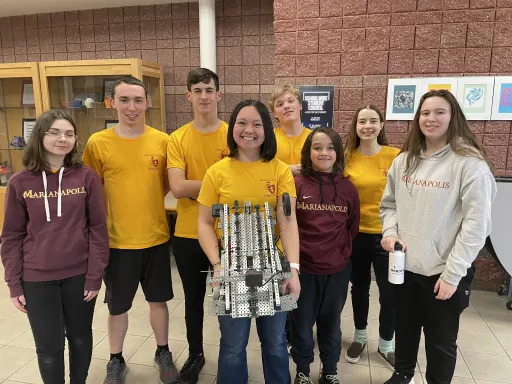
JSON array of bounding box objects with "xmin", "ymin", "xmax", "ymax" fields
[{"xmin": 217, "ymin": 311, "xmax": 290, "ymax": 384}]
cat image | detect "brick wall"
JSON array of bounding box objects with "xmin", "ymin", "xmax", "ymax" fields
[
  {"xmin": 0, "ymin": 0, "xmax": 275, "ymax": 132},
  {"xmin": 273, "ymin": 0, "xmax": 512, "ymax": 177},
  {"xmin": 273, "ymin": 0, "xmax": 510, "ymax": 290}
]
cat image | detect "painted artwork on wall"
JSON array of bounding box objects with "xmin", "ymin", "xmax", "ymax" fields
[
  {"xmin": 456, "ymin": 77, "xmax": 494, "ymax": 120},
  {"xmin": 386, "ymin": 79, "xmax": 422, "ymax": 120},
  {"xmin": 492, "ymin": 77, "xmax": 512, "ymax": 120},
  {"xmin": 421, "ymin": 77, "xmax": 458, "ymax": 97}
]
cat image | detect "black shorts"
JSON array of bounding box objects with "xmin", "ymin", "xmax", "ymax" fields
[{"xmin": 104, "ymin": 241, "xmax": 173, "ymax": 315}]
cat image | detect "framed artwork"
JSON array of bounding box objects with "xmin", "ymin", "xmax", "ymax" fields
[
  {"xmin": 105, "ymin": 120, "xmax": 119, "ymax": 129},
  {"xmin": 386, "ymin": 78, "xmax": 422, "ymax": 120},
  {"xmin": 491, "ymin": 77, "xmax": 512, "ymax": 120},
  {"xmin": 22, "ymin": 118, "xmax": 36, "ymax": 143},
  {"xmin": 420, "ymin": 77, "xmax": 458, "ymax": 97},
  {"xmin": 456, "ymin": 77, "xmax": 494, "ymax": 120}
]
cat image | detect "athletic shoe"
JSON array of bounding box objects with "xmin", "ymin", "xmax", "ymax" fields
[
  {"xmin": 378, "ymin": 348, "xmax": 396, "ymax": 368},
  {"xmin": 179, "ymin": 353, "xmax": 206, "ymax": 384},
  {"xmin": 319, "ymin": 371, "xmax": 342, "ymax": 384},
  {"xmin": 154, "ymin": 350, "xmax": 179, "ymax": 384},
  {"xmin": 103, "ymin": 358, "xmax": 127, "ymax": 384},
  {"xmin": 344, "ymin": 341, "xmax": 366, "ymax": 363},
  {"xmin": 384, "ymin": 371, "xmax": 415, "ymax": 384},
  {"xmin": 294, "ymin": 372, "xmax": 314, "ymax": 384}
]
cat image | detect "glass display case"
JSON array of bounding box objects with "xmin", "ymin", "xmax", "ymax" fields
[
  {"xmin": 0, "ymin": 62, "xmax": 43, "ymax": 228},
  {"xmin": 39, "ymin": 59, "xmax": 165, "ymax": 144},
  {"xmin": 0, "ymin": 63, "xmax": 43, "ymax": 184}
]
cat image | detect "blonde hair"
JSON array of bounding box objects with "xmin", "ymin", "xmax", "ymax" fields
[{"xmin": 268, "ymin": 84, "xmax": 301, "ymax": 112}]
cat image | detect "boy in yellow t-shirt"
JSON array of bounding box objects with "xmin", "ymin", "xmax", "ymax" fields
[
  {"xmin": 83, "ymin": 76, "xmax": 178, "ymax": 384},
  {"xmin": 167, "ymin": 68, "xmax": 227, "ymax": 383},
  {"xmin": 268, "ymin": 84, "xmax": 312, "ymax": 176}
]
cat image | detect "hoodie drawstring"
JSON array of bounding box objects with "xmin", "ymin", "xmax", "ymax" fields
[{"xmin": 42, "ymin": 167, "xmax": 64, "ymax": 222}]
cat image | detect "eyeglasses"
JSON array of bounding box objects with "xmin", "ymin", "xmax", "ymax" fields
[{"xmin": 45, "ymin": 129, "xmax": 76, "ymax": 139}]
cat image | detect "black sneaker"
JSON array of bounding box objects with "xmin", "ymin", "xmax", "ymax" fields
[
  {"xmin": 294, "ymin": 372, "xmax": 314, "ymax": 384},
  {"xmin": 344, "ymin": 341, "xmax": 366, "ymax": 363},
  {"xmin": 154, "ymin": 350, "xmax": 179, "ymax": 384},
  {"xmin": 103, "ymin": 358, "xmax": 127, "ymax": 384},
  {"xmin": 378, "ymin": 348, "xmax": 396, "ymax": 368},
  {"xmin": 179, "ymin": 353, "xmax": 206, "ymax": 384},
  {"xmin": 319, "ymin": 371, "xmax": 341, "ymax": 384},
  {"xmin": 384, "ymin": 371, "xmax": 415, "ymax": 384}
]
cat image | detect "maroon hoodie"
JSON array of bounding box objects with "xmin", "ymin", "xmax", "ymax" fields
[
  {"xmin": 294, "ymin": 171, "xmax": 360, "ymax": 274},
  {"xmin": 1, "ymin": 166, "xmax": 109, "ymax": 298}
]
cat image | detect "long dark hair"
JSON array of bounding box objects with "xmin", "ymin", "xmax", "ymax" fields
[
  {"xmin": 300, "ymin": 127, "xmax": 345, "ymax": 176},
  {"xmin": 403, "ymin": 89, "xmax": 492, "ymax": 175},
  {"xmin": 345, "ymin": 104, "xmax": 388, "ymax": 162},
  {"xmin": 23, "ymin": 110, "xmax": 82, "ymax": 171},
  {"xmin": 227, "ymin": 99, "xmax": 277, "ymax": 162}
]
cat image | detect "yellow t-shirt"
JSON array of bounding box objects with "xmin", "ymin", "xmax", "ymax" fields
[
  {"xmin": 274, "ymin": 126, "xmax": 312, "ymax": 165},
  {"xmin": 83, "ymin": 126, "xmax": 169, "ymax": 249},
  {"xmin": 167, "ymin": 121, "xmax": 229, "ymax": 239},
  {"xmin": 198, "ymin": 157, "xmax": 296, "ymax": 238},
  {"xmin": 344, "ymin": 146, "xmax": 400, "ymax": 234}
]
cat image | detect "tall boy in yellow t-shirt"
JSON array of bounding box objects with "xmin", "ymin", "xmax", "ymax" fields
[
  {"xmin": 83, "ymin": 76, "xmax": 178, "ymax": 384},
  {"xmin": 167, "ymin": 68, "xmax": 228, "ymax": 383},
  {"xmin": 268, "ymin": 84, "xmax": 312, "ymax": 176}
]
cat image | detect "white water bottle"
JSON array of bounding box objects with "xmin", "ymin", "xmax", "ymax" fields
[{"xmin": 388, "ymin": 242, "xmax": 405, "ymax": 284}]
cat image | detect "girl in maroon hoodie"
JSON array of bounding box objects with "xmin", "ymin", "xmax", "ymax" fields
[
  {"xmin": 289, "ymin": 127, "xmax": 360, "ymax": 384},
  {"xmin": 1, "ymin": 110, "xmax": 109, "ymax": 384}
]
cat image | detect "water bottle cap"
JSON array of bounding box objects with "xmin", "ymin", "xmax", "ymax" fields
[{"xmin": 394, "ymin": 242, "xmax": 403, "ymax": 251}]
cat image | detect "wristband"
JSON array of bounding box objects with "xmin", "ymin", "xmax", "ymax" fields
[{"xmin": 289, "ymin": 262, "xmax": 300, "ymax": 272}]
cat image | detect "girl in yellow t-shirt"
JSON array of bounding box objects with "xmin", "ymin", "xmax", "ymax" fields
[
  {"xmin": 197, "ymin": 99, "xmax": 300, "ymax": 384},
  {"xmin": 344, "ymin": 105, "xmax": 400, "ymax": 367}
]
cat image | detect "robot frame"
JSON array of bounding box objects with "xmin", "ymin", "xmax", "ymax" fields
[{"xmin": 207, "ymin": 192, "xmax": 298, "ymax": 318}]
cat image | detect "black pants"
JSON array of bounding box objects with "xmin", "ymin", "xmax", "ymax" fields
[
  {"xmin": 173, "ymin": 236, "xmax": 211, "ymax": 356},
  {"xmin": 350, "ymin": 232, "xmax": 396, "ymax": 340},
  {"xmin": 290, "ymin": 265, "xmax": 351, "ymax": 375},
  {"xmin": 395, "ymin": 269, "xmax": 473, "ymax": 384},
  {"xmin": 23, "ymin": 274, "xmax": 96, "ymax": 384}
]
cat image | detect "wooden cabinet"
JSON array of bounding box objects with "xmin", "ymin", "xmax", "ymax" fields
[
  {"xmin": 0, "ymin": 63, "xmax": 43, "ymax": 229},
  {"xmin": 0, "ymin": 63, "xmax": 43, "ymax": 179},
  {"xmin": 0, "ymin": 59, "xmax": 166, "ymax": 229},
  {"xmin": 39, "ymin": 59, "xmax": 166, "ymax": 143}
]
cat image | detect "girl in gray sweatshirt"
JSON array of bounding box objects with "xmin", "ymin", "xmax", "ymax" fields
[{"xmin": 380, "ymin": 90, "xmax": 496, "ymax": 384}]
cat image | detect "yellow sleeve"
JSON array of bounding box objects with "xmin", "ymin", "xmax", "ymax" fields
[
  {"xmin": 278, "ymin": 162, "xmax": 297, "ymax": 198},
  {"xmin": 197, "ymin": 169, "xmax": 219, "ymax": 207},
  {"xmin": 167, "ymin": 130, "xmax": 185, "ymax": 170},
  {"xmin": 82, "ymin": 138, "xmax": 104, "ymax": 180}
]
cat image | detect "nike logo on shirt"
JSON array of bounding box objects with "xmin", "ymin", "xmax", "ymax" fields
[{"xmin": 303, "ymin": 195, "xmax": 313, "ymax": 199}]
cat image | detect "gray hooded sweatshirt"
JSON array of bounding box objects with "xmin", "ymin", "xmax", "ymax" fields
[{"xmin": 380, "ymin": 144, "xmax": 496, "ymax": 286}]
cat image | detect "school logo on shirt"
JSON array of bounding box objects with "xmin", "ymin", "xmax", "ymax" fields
[
  {"xmin": 401, "ymin": 175, "xmax": 450, "ymax": 189},
  {"xmin": 23, "ymin": 187, "xmax": 86, "ymax": 199},
  {"xmin": 264, "ymin": 181, "xmax": 276, "ymax": 195},
  {"xmin": 144, "ymin": 155, "xmax": 162, "ymax": 171}
]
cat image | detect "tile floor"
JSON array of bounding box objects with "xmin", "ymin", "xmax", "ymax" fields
[{"xmin": 1, "ymin": 258, "xmax": 512, "ymax": 383}]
